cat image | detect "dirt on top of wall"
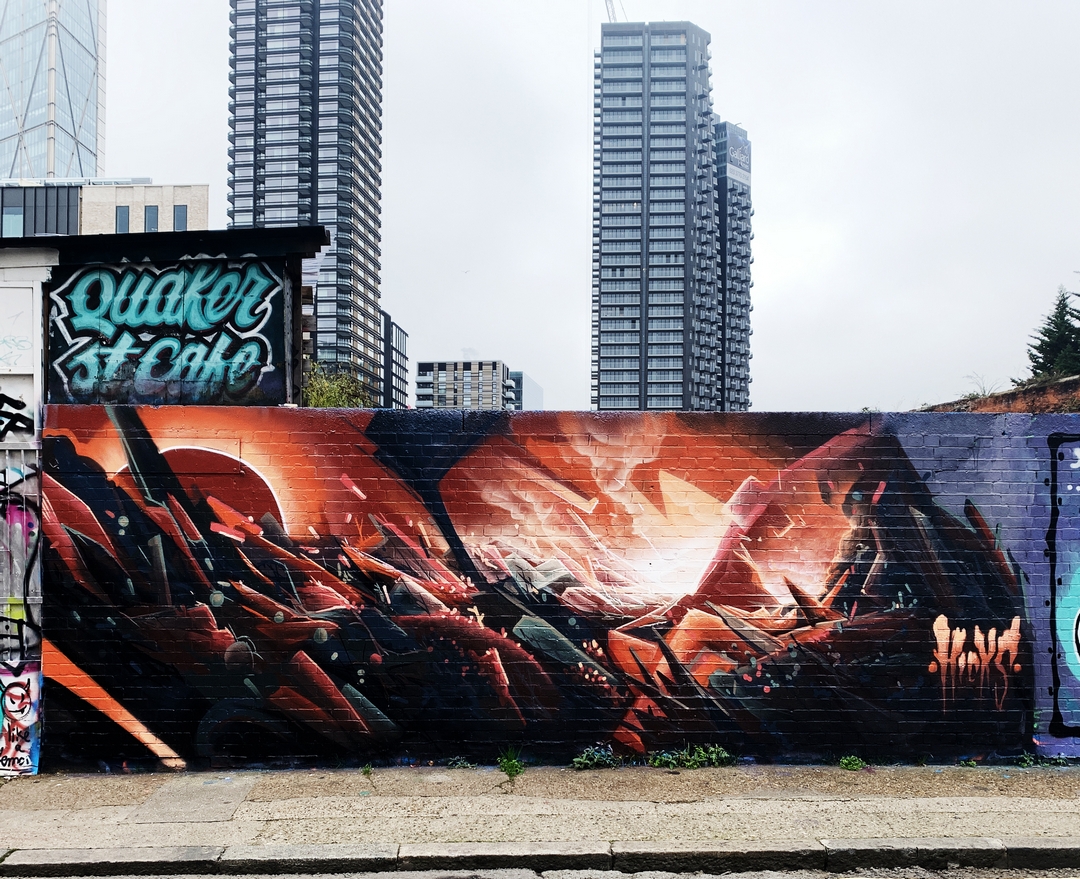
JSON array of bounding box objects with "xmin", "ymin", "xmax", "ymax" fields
[{"xmin": 919, "ymin": 374, "xmax": 1080, "ymax": 413}]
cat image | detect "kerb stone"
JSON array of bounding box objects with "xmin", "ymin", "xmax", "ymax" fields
[
  {"xmin": 220, "ymin": 843, "xmax": 399, "ymax": 873},
  {"xmin": 397, "ymin": 841, "xmax": 611, "ymax": 871},
  {"xmin": 823, "ymin": 838, "xmax": 918, "ymax": 870},
  {"xmin": 0, "ymin": 846, "xmax": 223, "ymax": 877},
  {"xmin": 611, "ymin": 840, "xmax": 826, "ymax": 873},
  {"xmin": 910, "ymin": 837, "xmax": 1007, "ymax": 869},
  {"xmin": 1004, "ymin": 837, "xmax": 1080, "ymax": 869}
]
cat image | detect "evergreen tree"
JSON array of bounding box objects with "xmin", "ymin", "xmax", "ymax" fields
[{"xmin": 1028, "ymin": 286, "xmax": 1080, "ymax": 379}]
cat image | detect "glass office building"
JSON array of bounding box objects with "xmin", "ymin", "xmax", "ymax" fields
[
  {"xmin": 590, "ymin": 21, "xmax": 752, "ymax": 412},
  {"xmin": 228, "ymin": 0, "xmax": 388, "ymax": 396},
  {"xmin": 0, "ymin": 0, "xmax": 106, "ymax": 178}
]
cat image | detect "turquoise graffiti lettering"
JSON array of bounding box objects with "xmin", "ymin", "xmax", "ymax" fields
[
  {"xmin": 51, "ymin": 260, "xmax": 280, "ymax": 403},
  {"xmin": 67, "ymin": 332, "xmax": 266, "ymax": 402},
  {"xmin": 62, "ymin": 262, "xmax": 277, "ymax": 339}
]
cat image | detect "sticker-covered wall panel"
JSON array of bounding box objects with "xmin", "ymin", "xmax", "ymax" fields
[
  {"xmin": 39, "ymin": 407, "xmax": 1070, "ymax": 764},
  {"xmin": 0, "ymin": 254, "xmax": 46, "ymax": 776}
]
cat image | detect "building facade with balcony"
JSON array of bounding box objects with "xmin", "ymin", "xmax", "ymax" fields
[
  {"xmin": 416, "ymin": 361, "xmax": 516, "ymax": 410},
  {"xmin": 227, "ymin": 0, "xmax": 392, "ymax": 401},
  {"xmin": 714, "ymin": 119, "xmax": 753, "ymax": 410},
  {"xmin": 590, "ymin": 21, "xmax": 752, "ymax": 412},
  {"xmin": 507, "ymin": 371, "xmax": 544, "ymax": 411}
]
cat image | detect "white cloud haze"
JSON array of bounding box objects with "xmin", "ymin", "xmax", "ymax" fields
[{"xmin": 106, "ymin": 0, "xmax": 1080, "ymax": 411}]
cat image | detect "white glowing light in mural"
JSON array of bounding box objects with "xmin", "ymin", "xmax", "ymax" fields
[{"xmin": 115, "ymin": 446, "xmax": 289, "ymax": 534}]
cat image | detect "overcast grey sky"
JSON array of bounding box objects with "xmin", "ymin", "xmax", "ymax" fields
[{"xmin": 106, "ymin": 0, "xmax": 1080, "ymax": 411}]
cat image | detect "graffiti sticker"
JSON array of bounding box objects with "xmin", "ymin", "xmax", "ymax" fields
[
  {"xmin": 48, "ymin": 261, "xmax": 286, "ymax": 405},
  {"xmin": 0, "ymin": 661, "xmax": 40, "ymax": 775}
]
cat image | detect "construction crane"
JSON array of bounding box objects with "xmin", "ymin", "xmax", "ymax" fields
[{"xmin": 603, "ymin": 0, "xmax": 628, "ymax": 23}]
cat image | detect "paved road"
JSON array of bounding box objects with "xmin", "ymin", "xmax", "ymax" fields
[{"xmin": 20, "ymin": 871, "xmax": 1080, "ymax": 879}]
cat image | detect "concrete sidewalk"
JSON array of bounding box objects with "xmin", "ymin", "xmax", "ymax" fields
[{"xmin": 1, "ymin": 764, "xmax": 1079, "ymax": 874}]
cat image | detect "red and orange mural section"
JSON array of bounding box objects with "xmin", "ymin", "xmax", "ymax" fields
[{"xmin": 40, "ymin": 406, "xmax": 1034, "ymax": 765}]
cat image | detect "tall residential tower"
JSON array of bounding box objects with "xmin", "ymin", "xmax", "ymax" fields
[
  {"xmin": 228, "ymin": 0, "xmax": 390, "ymax": 396},
  {"xmin": 0, "ymin": 0, "xmax": 107, "ymax": 178},
  {"xmin": 714, "ymin": 119, "xmax": 752, "ymax": 409},
  {"xmin": 591, "ymin": 21, "xmax": 752, "ymax": 412}
]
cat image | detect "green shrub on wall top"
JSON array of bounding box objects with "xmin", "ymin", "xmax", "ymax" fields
[{"xmin": 303, "ymin": 363, "xmax": 374, "ymax": 408}]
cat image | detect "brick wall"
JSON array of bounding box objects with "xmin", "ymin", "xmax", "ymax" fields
[
  {"xmin": 38, "ymin": 406, "xmax": 1080, "ymax": 766},
  {"xmin": 921, "ymin": 375, "xmax": 1080, "ymax": 414}
]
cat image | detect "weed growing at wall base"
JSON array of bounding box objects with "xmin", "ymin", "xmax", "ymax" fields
[
  {"xmin": 497, "ymin": 746, "xmax": 525, "ymax": 785},
  {"xmin": 572, "ymin": 744, "xmax": 621, "ymax": 770},
  {"xmin": 646, "ymin": 745, "xmax": 735, "ymax": 769},
  {"xmin": 839, "ymin": 755, "xmax": 867, "ymax": 771}
]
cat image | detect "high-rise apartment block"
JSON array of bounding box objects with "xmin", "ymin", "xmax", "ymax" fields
[
  {"xmin": 0, "ymin": 0, "xmax": 106, "ymax": 178},
  {"xmin": 228, "ymin": 0, "xmax": 392, "ymax": 399},
  {"xmin": 416, "ymin": 361, "xmax": 516, "ymax": 410},
  {"xmin": 714, "ymin": 120, "xmax": 752, "ymax": 409},
  {"xmin": 591, "ymin": 21, "xmax": 752, "ymax": 412}
]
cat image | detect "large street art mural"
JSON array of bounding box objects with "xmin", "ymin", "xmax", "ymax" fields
[{"xmin": 40, "ymin": 406, "xmax": 1073, "ymax": 766}]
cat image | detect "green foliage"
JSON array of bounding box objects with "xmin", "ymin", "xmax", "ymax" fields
[
  {"xmin": 361, "ymin": 763, "xmax": 373, "ymax": 778},
  {"xmin": 1027, "ymin": 286, "xmax": 1080, "ymax": 380},
  {"xmin": 959, "ymin": 758, "xmax": 978, "ymax": 768},
  {"xmin": 497, "ymin": 746, "xmax": 525, "ymax": 783},
  {"xmin": 446, "ymin": 756, "xmax": 476, "ymax": 769},
  {"xmin": 304, "ymin": 363, "xmax": 374, "ymax": 408},
  {"xmin": 1014, "ymin": 752, "xmax": 1072, "ymax": 767},
  {"xmin": 571, "ymin": 744, "xmax": 621, "ymax": 770},
  {"xmin": 647, "ymin": 750, "xmax": 681, "ymax": 769},
  {"xmin": 839, "ymin": 755, "xmax": 867, "ymax": 771},
  {"xmin": 647, "ymin": 744, "xmax": 735, "ymax": 769}
]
